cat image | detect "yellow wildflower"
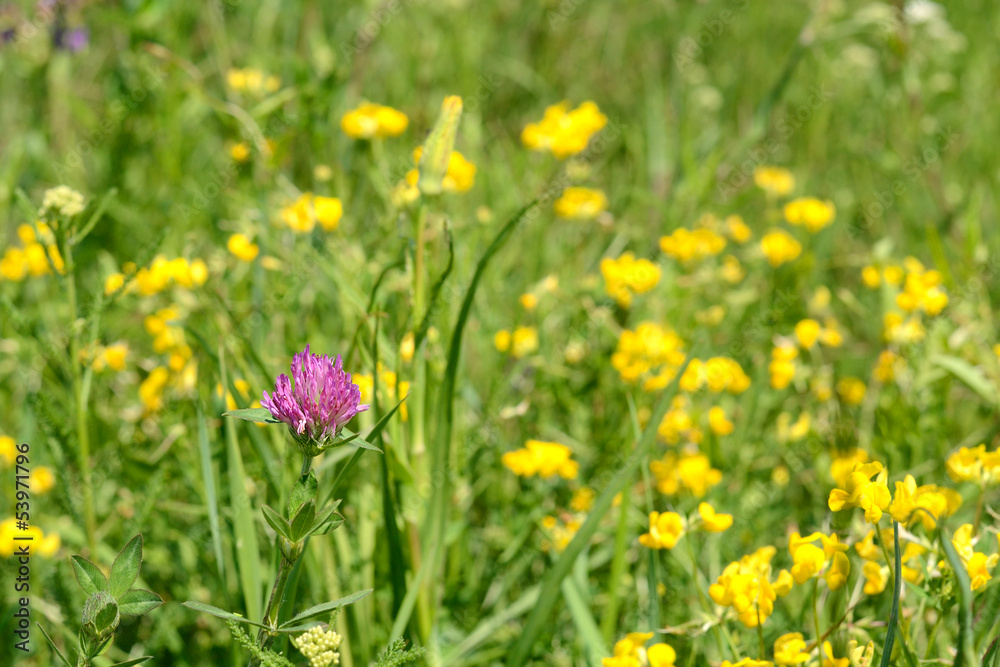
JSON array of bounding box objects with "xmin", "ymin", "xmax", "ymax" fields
[
  {"xmin": 784, "ymin": 197, "xmax": 836, "ymax": 232},
  {"xmin": 773, "ymin": 633, "xmax": 809, "ymax": 666},
  {"xmin": 760, "ymin": 230, "xmax": 802, "ymax": 268},
  {"xmin": 836, "ymin": 377, "xmax": 866, "ymax": 405},
  {"xmin": 697, "ymin": 502, "xmax": 733, "ymax": 532},
  {"xmin": 522, "ymin": 101, "xmax": 608, "ymax": 159},
  {"xmin": 639, "ymin": 511, "xmax": 685, "ymax": 549},
  {"xmin": 828, "ymin": 461, "xmax": 892, "ymax": 524},
  {"xmin": 753, "ymin": 166, "xmax": 795, "ymax": 196},
  {"xmin": 502, "ymin": 440, "xmax": 578, "ymax": 479},
  {"xmin": 554, "ymin": 187, "xmax": 608, "ymax": 220},
  {"xmin": 340, "ymin": 102, "xmax": 409, "ymax": 139},
  {"xmin": 601, "ymin": 253, "xmax": 661, "ymax": 308},
  {"xmin": 660, "ymin": 227, "xmax": 726, "ymax": 263},
  {"xmin": 227, "ymin": 233, "xmax": 260, "ymax": 262},
  {"xmin": 822, "ymin": 641, "xmax": 850, "ymax": 667}
]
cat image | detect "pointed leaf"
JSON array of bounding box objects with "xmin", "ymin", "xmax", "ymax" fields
[
  {"xmin": 278, "ymin": 589, "xmax": 372, "ymax": 628},
  {"xmin": 310, "ymin": 514, "xmax": 345, "ymax": 537},
  {"xmin": 36, "ymin": 623, "xmax": 73, "ymax": 667},
  {"xmin": 109, "ymin": 658, "xmax": 154, "ymax": 666},
  {"xmin": 109, "ymin": 535, "xmax": 143, "ymax": 600},
  {"xmin": 118, "ymin": 589, "xmax": 164, "ymax": 616},
  {"xmin": 72, "ymin": 556, "xmax": 108, "ymax": 595},
  {"xmin": 306, "ymin": 504, "xmax": 342, "ymax": 537},
  {"xmin": 288, "ymin": 470, "xmax": 318, "ymax": 517},
  {"xmin": 261, "ymin": 504, "xmax": 292, "ymax": 540},
  {"xmin": 182, "ymin": 601, "xmax": 270, "ymax": 629},
  {"xmin": 290, "ymin": 499, "xmax": 316, "ymax": 541},
  {"xmin": 223, "ymin": 407, "xmax": 281, "ymax": 423}
]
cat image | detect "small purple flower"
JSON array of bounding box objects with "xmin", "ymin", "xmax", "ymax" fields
[{"xmin": 261, "ymin": 345, "xmax": 368, "ymax": 455}]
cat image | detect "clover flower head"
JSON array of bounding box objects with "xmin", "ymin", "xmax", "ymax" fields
[{"xmin": 261, "ymin": 345, "xmax": 369, "ymax": 456}]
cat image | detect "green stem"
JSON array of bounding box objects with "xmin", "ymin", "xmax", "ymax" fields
[
  {"xmin": 757, "ymin": 610, "xmax": 765, "ymax": 659},
  {"xmin": 64, "ymin": 238, "xmax": 97, "ymax": 558},
  {"xmin": 812, "ymin": 578, "xmax": 822, "ymax": 647},
  {"xmin": 251, "ymin": 555, "xmax": 295, "ymax": 665},
  {"xmin": 973, "ymin": 485, "xmax": 985, "ymax": 536},
  {"xmin": 600, "ymin": 489, "xmax": 630, "ymax": 644},
  {"xmin": 682, "ymin": 535, "xmax": 730, "ymax": 659}
]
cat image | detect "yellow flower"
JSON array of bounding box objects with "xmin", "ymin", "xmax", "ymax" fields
[
  {"xmin": 708, "ymin": 406, "xmax": 734, "ymax": 436},
  {"xmin": 967, "ymin": 552, "xmax": 998, "ymax": 591},
  {"xmin": 831, "ymin": 449, "xmax": 869, "ymax": 488},
  {"xmin": 601, "ymin": 253, "xmax": 661, "ymax": 308},
  {"xmin": 230, "ymin": 142, "xmax": 251, "ymax": 162},
  {"xmin": 888, "ymin": 474, "xmax": 962, "ymax": 530},
  {"xmin": 570, "ymin": 487, "xmax": 595, "ymax": 512},
  {"xmin": 280, "ymin": 194, "xmax": 344, "ymax": 233},
  {"xmin": 822, "ymin": 641, "xmax": 850, "ymax": 667},
  {"xmin": 753, "ymin": 166, "xmax": 795, "ymax": 196},
  {"xmin": 784, "ymin": 197, "xmax": 836, "ymax": 232},
  {"xmin": 104, "ymin": 272, "xmax": 127, "ymax": 295},
  {"xmin": 0, "ymin": 519, "xmax": 60, "ymax": 558},
  {"xmin": 794, "ymin": 319, "xmax": 821, "ymax": 348},
  {"xmin": 709, "ymin": 547, "xmax": 784, "ymax": 628},
  {"xmin": 660, "ymin": 227, "xmax": 727, "ymax": 263},
  {"xmin": 651, "ymin": 451, "xmax": 722, "ymax": 497},
  {"xmin": 94, "ymin": 342, "xmax": 128, "ymax": 372},
  {"xmin": 611, "ymin": 322, "xmax": 686, "ymax": 387},
  {"xmin": 721, "ymin": 254, "xmax": 745, "ymax": 283},
  {"xmin": 773, "ymin": 633, "xmax": 809, "ymax": 666},
  {"xmin": 313, "ymin": 196, "xmax": 343, "ymax": 229},
  {"xmin": 554, "ymin": 187, "xmax": 608, "ymax": 220},
  {"xmin": 722, "ymin": 661, "xmax": 774, "ymax": 667},
  {"xmin": 0, "ymin": 247, "xmax": 28, "ymax": 281},
  {"xmin": 769, "ymin": 344, "xmax": 798, "ymax": 390},
  {"xmin": 400, "ymin": 332, "xmax": 415, "ymax": 363},
  {"xmin": 836, "ymin": 377, "xmax": 866, "ymax": 405},
  {"xmin": 506, "ymin": 327, "xmax": 539, "ymax": 358},
  {"xmin": 849, "ymin": 640, "xmax": 875, "ymax": 667},
  {"xmin": 646, "ymin": 643, "xmax": 677, "ymax": 667},
  {"xmin": 494, "ymin": 329, "xmax": 511, "ymax": 353},
  {"xmin": 826, "ymin": 551, "xmax": 850, "ymax": 591},
  {"xmin": 946, "ymin": 444, "xmax": 1000, "ymax": 485},
  {"xmin": 760, "ymin": 230, "xmax": 802, "ymax": 268},
  {"xmin": 697, "ymin": 502, "xmax": 732, "ymax": 532},
  {"xmin": 639, "ymin": 511, "xmax": 685, "ymax": 549},
  {"xmin": 28, "ymin": 467, "xmax": 56, "ymax": 494},
  {"xmin": 519, "ymin": 293, "xmax": 538, "ymax": 311},
  {"xmin": 725, "ymin": 215, "xmax": 752, "ymax": 242},
  {"xmin": 139, "ymin": 367, "xmax": 171, "ymax": 412},
  {"xmin": 874, "ymin": 350, "xmax": 903, "ymax": 383},
  {"xmin": 502, "ymin": 440, "xmax": 578, "ymax": 479},
  {"xmin": 340, "ymin": 102, "xmax": 409, "ymax": 139},
  {"xmin": 828, "ymin": 461, "xmax": 892, "ymax": 524},
  {"xmin": 0, "ymin": 436, "xmax": 16, "ymax": 466},
  {"xmin": 227, "ymin": 233, "xmax": 260, "ymax": 262},
  {"xmin": 522, "ymin": 101, "xmax": 608, "ymax": 159}
]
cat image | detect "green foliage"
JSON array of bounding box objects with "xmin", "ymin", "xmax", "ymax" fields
[{"xmin": 374, "ymin": 638, "xmax": 427, "ymax": 667}]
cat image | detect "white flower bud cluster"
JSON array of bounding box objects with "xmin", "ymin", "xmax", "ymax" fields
[
  {"xmin": 40, "ymin": 185, "xmax": 86, "ymax": 218},
  {"xmin": 291, "ymin": 625, "xmax": 343, "ymax": 667}
]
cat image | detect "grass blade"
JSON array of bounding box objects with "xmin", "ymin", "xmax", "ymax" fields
[
  {"xmin": 196, "ymin": 401, "xmax": 226, "ymax": 581},
  {"xmin": 941, "ymin": 525, "xmax": 977, "ymax": 667},
  {"xmin": 561, "ymin": 576, "xmax": 608, "ymax": 666}
]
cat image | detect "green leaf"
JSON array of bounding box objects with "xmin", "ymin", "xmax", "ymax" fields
[
  {"xmin": 306, "ymin": 503, "xmax": 343, "ymax": 538},
  {"xmin": 109, "ymin": 535, "xmax": 144, "ymax": 600},
  {"xmin": 109, "ymin": 657, "xmax": 154, "ymax": 666},
  {"xmin": 278, "ymin": 589, "xmax": 372, "ymax": 628},
  {"xmin": 506, "ymin": 351, "xmax": 694, "ymax": 667},
  {"xmin": 117, "ymin": 589, "xmax": 164, "ymax": 616},
  {"xmin": 36, "ymin": 623, "xmax": 73, "ymax": 667},
  {"xmin": 223, "ymin": 407, "xmax": 281, "ymax": 423},
  {"xmin": 289, "ymin": 470, "xmax": 318, "ymax": 517},
  {"xmin": 196, "ymin": 400, "xmax": 226, "ymax": 581},
  {"xmin": 72, "ymin": 556, "xmax": 108, "ymax": 595},
  {"xmin": 310, "ymin": 513, "xmax": 345, "ymax": 536},
  {"xmin": 290, "ymin": 499, "xmax": 316, "ymax": 541},
  {"xmin": 561, "ymin": 577, "xmax": 608, "ymax": 666},
  {"xmin": 931, "ymin": 354, "xmax": 999, "ymax": 406},
  {"xmin": 182, "ymin": 601, "xmax": 271, "ymax": 629},
  {"xmin": 941, "ymin": 525, "xmax": 977, "ymax": 667},
  {"xmin": 879, "ymin": 521, "xmax": 902, "ymax": 667},
  {"xmin": 261, "ymin": 504, "xmax": 292, "ymax": 540},
  {"xmin": 984, "ymin": 639, "xmax": 1000, "ymax": 667}
]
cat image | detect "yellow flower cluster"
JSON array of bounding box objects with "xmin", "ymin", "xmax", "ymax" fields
[
  {"xmin": 392, "ymin": 148, "xmax": 477, "ymax": 206},
  {"xmin": 855, "ymin": 528, "xmax": 927, "ymax": 592},
  {"xmin": 0, "ymin": 223, "xmax": 65, "ymax": 281},
  {"xmin": 950, "ymin": 524, "xmax": 1000, "ymax": 591},
  {"xmin": 502, "ymin": 439, "xmax": 578, "ymax": 479},
  {"xmin": 793, "ymin": 318, "xmax": 842, "ymax": 349},
  {"xmin": 87, "ymin": 342, "xmax": 129, "ymax": 372},
  {"xmin": 603, "ymin": 632, "xmax": 676, "ymax": 667},
  {"xmin": 836, "ymin": 377, "xmax": 866, "ymax": 406},
  {"xmin": 554, "ymin": 187, "xmax": 608, "ymax": 220},
  {"xmin": 354, "ymin": 364, "xmax": 411, "ymax": 421},
  {"xmin": 521, "ymin": 101, "xmax": 608, "ymax": 159},
  {"xmin": 783, "ymin": 197, "xmax": 836, "ymax": 233},
  {"xmin": 769, "ymin": 343, "xmax": 798, "ymax": 390},
  {"xmin": 760, "ymin": 229, "xmax": 802, "ymax": 268},
  {"xmin": 112, "ymin": 255, "xmax": 209, "ymax": 296},
  {"xmin": 659, "ymin": 227, "xmax": 726, "ymax": 263},
  {"xmin": 753, "ymin": 166, "xmax": 795, "ymax": 196},
  {"xmin": 638, "ymin": 502, "xmax": 732, "ymax": 551},
  {"xmin": 340, "ymin": 102, "xmax": 409, "ymax": 139},
  {"xmin": 611, "ymin": 322, "xmax": 685, "ymax": 387},
  {"xmin": 896, "ymin": 259, "xmax": 948, "ymax": 315},
  {"xmin": 227, "ymin": 233, "xmax": 260, "ymax": 262},
  {"xmin": 226, "ymin": 68, "xmax": 281, "ymax": 94},
  {"xmin": 494, "ymin": 326, "xmax": 539, "ymax": 359},
  {"xmin": 678, "ymin": 357, "xmax": 751, "ymax": 394},
  {"xmin": 828, "ymin": 461, "xmax": 891, "ymax": 524},
  {"xmin": 709, "ymin": 546, "xmax": 793, "ymax": 628},
  {"xmin": 787, "ymin": 531, "xmax": 850, "ymax": 590},
  {"xmin": 772, "ymin": 633, "xmax": 808, "ymax": 666},
  {"xmin": 0, "ymin": 519, "xmax": 60, "ymax": 557},
  {"xmin": 650, "ymin": 450, "xmax": 721, "ymax": 497},
  {"xmin": 600, "ymin": 253, "xmax": 661, "ymax": 308},
  {"xmin": 280, "ymin": 193, "xmax": 343, "ymax": 233},
  {"xmin": 889, "ymin": 474, "xmax": 961, "ymax": 530},
  {"xmin": 873, "ymin": 349, "xmax": 904, "ymax": 383},
  {"xmin": 541, "ymin": 514, "xmax": 582, "ymax": 552},
  {"xmin": 946, "ymin": 443, "xmax": 1000, "ymax": 485},
  {"xmin": 656, "ymin": 396, "xmax": 701, "ymax": 444}
]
